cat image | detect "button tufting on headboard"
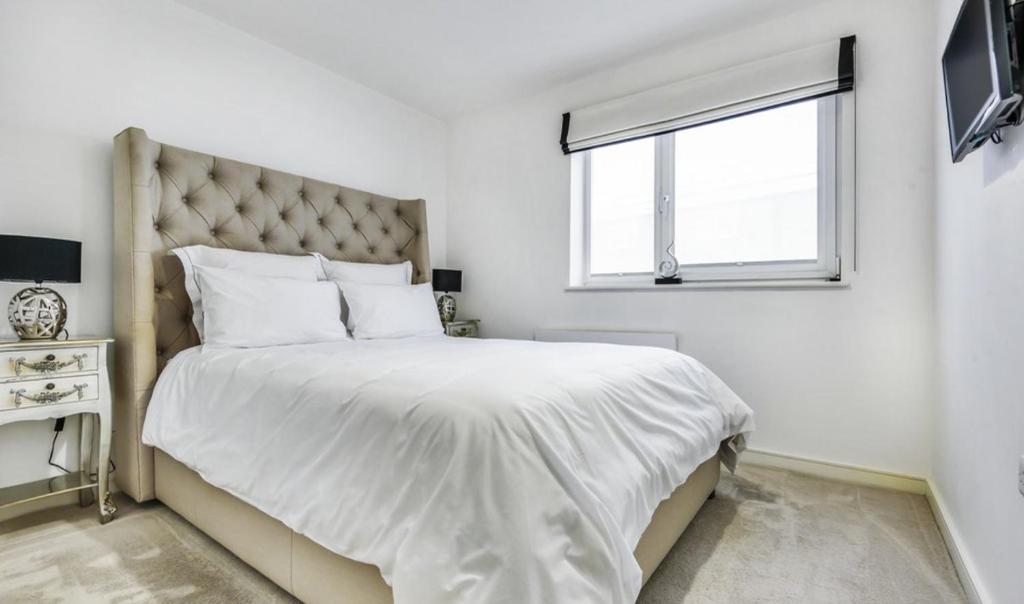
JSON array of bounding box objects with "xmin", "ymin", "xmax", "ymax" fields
[{"xmin": 112, "ymin": 127, "xmax": 431, "ymax": 503}]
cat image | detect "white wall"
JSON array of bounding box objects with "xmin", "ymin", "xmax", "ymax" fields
[
  {"xmin": 1, "ymin": 3, "xmax": 1015, "ymax": 598},
  {"xmin": 447, "ymin": 0, "xmax": 937, "ymax": 477},
  {"xmin": 0, "ymin": 0, "xmax": 446, "ymax": 490},
  {"xmin": 932, "ymin": 1, "xmax": 1024, "ymax": 601}
]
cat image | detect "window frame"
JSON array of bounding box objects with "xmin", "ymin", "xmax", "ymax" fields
[{"xmin": 571, "ymin": 94, "xmax": 855, "ymax": 289}]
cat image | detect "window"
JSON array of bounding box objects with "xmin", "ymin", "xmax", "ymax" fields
[
  {"xmin": 572, "ymin": 96, "xmax": 852, "ymax": 286},
  {"xmin": 588, "ymin": 137, "xmax": 655, "ymax": 275}
]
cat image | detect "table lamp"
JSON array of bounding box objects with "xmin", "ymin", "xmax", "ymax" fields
[
  {"xmin": 431, "ymin": 268, "xmax": 462, "ymax": 324},
  {"xmin": 0, "ymin": 235, "xmax": 81, "ymax": 339}
]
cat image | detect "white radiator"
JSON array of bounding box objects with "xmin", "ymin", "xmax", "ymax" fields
[{"xmin": 533, "ymin": 329, "xmax": 677, "ymax": 351}]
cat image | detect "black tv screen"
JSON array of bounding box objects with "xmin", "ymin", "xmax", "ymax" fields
[{"xmin": 942, "ymin": 0, "xmax": 1020, "ymax": 162}]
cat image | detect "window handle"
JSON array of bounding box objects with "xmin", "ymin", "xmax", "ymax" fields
[{"xmin": 658, "ymin": 194, "xmax": 671, "ymax": 215}]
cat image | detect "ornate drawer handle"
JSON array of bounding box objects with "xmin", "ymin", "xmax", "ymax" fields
[
  {"xmin": 10, "ymin": 383, "xmax": 87, "ymax": 408},
  {"xmin": 11, "ymin": 353, "xmax": 87, "ymax": 376}
]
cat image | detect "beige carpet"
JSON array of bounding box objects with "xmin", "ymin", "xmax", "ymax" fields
[
  {"xmin": 0, "ymin": 465, "xmax": 966, "ymax": 603},
  {"xmin": 639, "ymin": 465, "xmax": 966, "ymax": 603},
  {"xmin": 0, "ymin": 501, "xmax": 292, "ymax": 603}
]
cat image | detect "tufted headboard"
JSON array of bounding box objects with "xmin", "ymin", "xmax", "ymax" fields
[{"xmin": 112, "ymin": 127, "xmax": 430, "ymax": 502}]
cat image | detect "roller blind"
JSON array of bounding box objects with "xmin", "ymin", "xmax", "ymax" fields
[{"xmin": 560, "ymin": 36, "xmax": 855, "ymax": 154}]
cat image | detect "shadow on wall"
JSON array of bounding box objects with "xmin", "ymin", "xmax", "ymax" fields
[{"xmin": 982, "ymin": 122, "xmax": 1024, "ymax": 185}]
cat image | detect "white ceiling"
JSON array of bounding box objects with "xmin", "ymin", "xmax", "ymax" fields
[{"xmin": 175, "ymin": 0, "xmax": 816, "ymax": 118}]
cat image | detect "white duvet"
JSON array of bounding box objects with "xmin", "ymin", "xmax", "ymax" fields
[{"xmin": 142, "ymin": 336, "xmax": 754, "ymax": 604}]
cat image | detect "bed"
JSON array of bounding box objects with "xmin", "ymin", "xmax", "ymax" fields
[{"xmin": 111, "ymin": 127, "xmax": 753, "ymax": 603}]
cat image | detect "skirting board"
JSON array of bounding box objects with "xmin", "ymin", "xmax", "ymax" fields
[
  {"xmin": 742, "ymin": 448, "xmax": 928, "ymax": 494},
  {"xmin": 534, "ymin": 329, "xmax": 677, "ymax": 350},
  {"xmin": 742, "ymin": 448, "xmax": 984, "ymax": 603},
  {"xmin": 925, "ymin": 483, "xmax": 987, "ymax": 604}
]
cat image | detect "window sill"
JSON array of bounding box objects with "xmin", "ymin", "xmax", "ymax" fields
[{"xmin": 565, "ymin": 278, "xmax": 852, "ymax": 292}]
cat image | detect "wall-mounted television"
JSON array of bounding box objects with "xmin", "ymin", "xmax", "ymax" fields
[{"xmin": 942, "ymin": 0, "xmax": 1023, "ymax": 162}]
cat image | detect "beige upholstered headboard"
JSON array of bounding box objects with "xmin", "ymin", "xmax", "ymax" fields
[{"xmin": 112, "ymin": 127, "xmax": 430, "ymax": 502}]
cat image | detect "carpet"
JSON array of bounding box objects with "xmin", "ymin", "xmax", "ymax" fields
[
  {"xmin": 0, "ymin": 464, "xmax": 966, "ymax": 603},
  {"xmin": 0, "ymin": 502, "xmax": 292, "ymax": 603},
  {"xmin": 639, "ymin": 465, "xmax": 966, "ymax": 603}
]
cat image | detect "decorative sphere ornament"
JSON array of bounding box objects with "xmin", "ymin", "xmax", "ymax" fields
[
  {"xmin": 436, "ymin": 293, "xmax": 456, "ymax": 324},
  {"xmin": 8, "ymin": 286, "xmax": 67, "ymax": 339}
]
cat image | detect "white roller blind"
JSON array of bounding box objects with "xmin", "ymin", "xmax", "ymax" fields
[{"xmin": 561, "ymin": 36, "xmax": 855, "ymax": 154}]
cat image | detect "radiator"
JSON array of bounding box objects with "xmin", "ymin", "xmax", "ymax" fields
[{"xmin": 533, "ymin": 329, "xmax": 677, "ymax": 351}]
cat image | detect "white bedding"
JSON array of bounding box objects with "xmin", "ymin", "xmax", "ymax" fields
[{"xmin": 142, "ymin": 337, "xmax": 754, "ymax": 604}]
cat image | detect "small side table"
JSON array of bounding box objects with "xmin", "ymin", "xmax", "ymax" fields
[
  {"xmin": 444, "ymin": 320, "xmax": 480, "ymax": 338},
  {"xmin": 0, "ymin": 337, "xmax": 117, "ymax": 523}
]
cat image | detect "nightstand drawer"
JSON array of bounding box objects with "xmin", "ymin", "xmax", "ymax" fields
[
  {"xmin": 445, "ymin": 321, "xmax": 479, "ymax": 338},
  {"xmin": 2, "ymin": 346, "xmax": 97, "ymax": 379},
  {"xmin": 3, "ymin": 374, "xmax": 99, "ymax": 411}
]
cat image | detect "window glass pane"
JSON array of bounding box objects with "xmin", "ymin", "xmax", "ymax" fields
[
  {"xmin": 674, "ymin": 100, "xmax": 818, "ymax": 265},
  {"xmin": 589, "ymin": 138, "xmax": 654, "ymax": 274}
]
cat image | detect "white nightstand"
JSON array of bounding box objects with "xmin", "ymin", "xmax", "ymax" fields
[
  {"xmin": 0, "ymin": 337, "xmax": 117, "ymax": 523},
  {"xmin": 444, "ymin": 320, "xmax": 480, "ymax": 338}
]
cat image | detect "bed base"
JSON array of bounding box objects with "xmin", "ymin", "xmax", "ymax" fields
[{"xmin": 154, "ymin": 449, "xmax": 720, "ymax": 603}]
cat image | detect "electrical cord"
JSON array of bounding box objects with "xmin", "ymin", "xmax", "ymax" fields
[
  {"xmin": 90, "ymin": 458, "xmax": 116, "ymax": 482},
  {"xmin": 47, "ymin": 430, "xmax": 73, "ymax": 474},
  {"xmin": 47, "ymin": 420, "xmax": 117, "ymax": 478}
]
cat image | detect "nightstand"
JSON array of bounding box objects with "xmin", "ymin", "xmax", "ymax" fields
[
  {"xmin": 0, "ymin": 337, "xmax": 117, "ymax": 523},
  {"xmin": 444, "ymin": 320, "xmax": 480, "ymax": 338}
]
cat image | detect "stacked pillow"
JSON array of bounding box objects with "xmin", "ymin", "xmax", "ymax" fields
[
  {"xmin": 316, "ymin": 255, "xmax": 443, "ymax": 339},
  {"xmin": 194, "ymin": 267, "xmax": 349, "ymax": 347},
  {"xmin": 172, "ymin": 246, "xmax": 443, "ymax": 347},
  {"xmin": 173, "ymin": 246, "xmax": 345, "ymax": 347},
  {"xmin": 317, "ymin": 255, "xmax": 413, "ymax": 286},
  {"xmin": 173, "ymin": 246, "xmax": 326, "ymax": 339}
]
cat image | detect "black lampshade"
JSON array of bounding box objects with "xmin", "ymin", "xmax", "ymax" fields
[
  {"xmin": 0, "ymin": 235, "xmax": 81, "ymax": 283},
  {"xmin": 432, "ymin": 268, "xmax": 462, "ymax": 293}
]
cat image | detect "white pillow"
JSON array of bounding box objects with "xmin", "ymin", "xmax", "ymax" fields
[
  {"xmin": 340, "ymin": 282, "xmax": 443, "ymax": 339},
  {"xmin": 196, "ymin": 266, "xmax": 349, "ymax": 348},
  {"xmin": 316, "ymin": 255, "xmax": 413, "ymax": 329},
  {"xmin": 172, "ymin": 245, "xmax": 325, "ymax": 339},
  {"xmin": 316, "ymin": 254, "xmax": 412, "ymax": 285}
]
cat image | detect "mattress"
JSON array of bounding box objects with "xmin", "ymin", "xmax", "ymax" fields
[{"xmin": 142, "ymin": 336, "xmax": 754, "ymax": 604}]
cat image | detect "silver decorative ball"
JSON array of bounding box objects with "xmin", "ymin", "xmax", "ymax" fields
[
  {"xmin": 8, "ymin": 286, "xmax": 67, "ymax": 340},
  {"xmin": 437, "ymin": 293, "xmax": 456, "ymax": 324}
]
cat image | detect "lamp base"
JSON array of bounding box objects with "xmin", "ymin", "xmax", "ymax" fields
[
  {"xmin": 437, "ymin": 293, "xmax": 456, "ymax": 324},
  {"xmin": 8, "ymin": 286, "xmax": 67, "ymax": 340}
]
